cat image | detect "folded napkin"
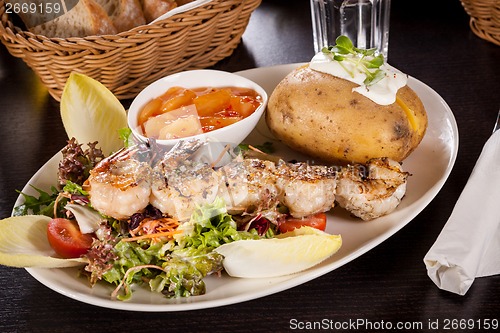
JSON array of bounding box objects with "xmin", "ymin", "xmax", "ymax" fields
[{"xmin": 424, "ymin": 129, "xmax": 500, "ymax": 295}]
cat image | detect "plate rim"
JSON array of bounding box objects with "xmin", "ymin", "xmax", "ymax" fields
[{"xmin": 20, "ymin": 63, "xmax": 458, "ymax": 312}]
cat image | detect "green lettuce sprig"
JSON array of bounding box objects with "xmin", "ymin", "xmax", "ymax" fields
[
  {"xmin": 322, "ymin": 35, "xmax": 385, "ymax": 85},
  {"xmin": 14, "ymin": 185, "xmax": 61, "ymax": 217},
  {"xmin": 104, "ymin": 198, "xmax": 262, "ymax": 300}
]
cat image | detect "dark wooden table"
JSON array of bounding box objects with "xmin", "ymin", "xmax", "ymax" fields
[{"xmin": 1, "ymin": 0, "xmax": 499, "ymax": 332}]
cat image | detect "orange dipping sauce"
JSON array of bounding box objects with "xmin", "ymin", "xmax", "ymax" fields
[{"xmin": 138, "ymin": 86, "xmax": 263, "ymax": 140}]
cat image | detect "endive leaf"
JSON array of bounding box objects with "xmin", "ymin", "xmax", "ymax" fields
[
  {"xmin": 60, "ymin": 72, "xmax": 127, "ymax": 156},
  {"xmin": 65, "ymin": 203, "xmax": 103, "ymax": 234},
  {"xmin": 215, "ymin": 226, "xmax": 342, "ymax": 278},
  {"xmin": 0, "ymin": 215, "xmax": 86, "ymax": 268}
]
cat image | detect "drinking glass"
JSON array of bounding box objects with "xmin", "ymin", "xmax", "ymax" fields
[{"xmin": 310, "ymin": 0, "xmax": 391, "ymax": 58}]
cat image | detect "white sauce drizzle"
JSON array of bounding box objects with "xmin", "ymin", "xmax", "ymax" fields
[{"xmin": 309, "ymin": 52, "xmax": 408, "ymax": 105}]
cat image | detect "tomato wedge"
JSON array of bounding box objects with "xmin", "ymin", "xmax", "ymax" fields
[
  {"xmin": 278, "ymin": 212, "xmax": 328, "ymax": 233},
  {"xmin": 46, "ymin": 218, "xmax": 93, "ymax": 258}
]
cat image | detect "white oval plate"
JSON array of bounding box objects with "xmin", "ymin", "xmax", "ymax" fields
[{"xmin": 20, "ymin": 63, "xmax": 458, "ymax": 312}]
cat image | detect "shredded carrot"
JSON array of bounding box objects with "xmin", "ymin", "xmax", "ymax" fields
[
  {"xmin": 54, "ymin": 192, "xmax": 72, "ymax": 218},
  {"xmin": 210, "ymin": 144, "xmax": 231, "ymax": 168},
  {"xmin": 125, "ymin": 216, "xmax": 181, "ymax": 242},
  {"xmin": 248, "ymin": 144, "xmax": 268, "ymax": 155}
]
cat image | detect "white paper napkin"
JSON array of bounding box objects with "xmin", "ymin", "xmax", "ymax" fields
[{"xmin": 424, "ymin": 129, "xmax": 500, "ymax": 295}]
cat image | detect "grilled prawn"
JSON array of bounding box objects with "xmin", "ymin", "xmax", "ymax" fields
[
  {"xmin": 217, "ymin": 157, "xmax": 279, "ymax": 215},
  {"xmin": 275, "ymin": 162, "xmax": 337, "ymax": 218},
  {"xmin": 87, "ymin": 147, "xmax": 152, "ymax": 220},
  {"xmin": 150, "ymin": 140, "xmax": 222, "ymax": 222},
  {"xmin": 335, "ymin": 158, "xmax": 409, "ymax": 221}
]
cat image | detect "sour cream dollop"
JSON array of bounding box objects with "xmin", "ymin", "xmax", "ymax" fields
[{"xmin": 309, "ymin": 52, "xmax": 408, "ymax": 105}]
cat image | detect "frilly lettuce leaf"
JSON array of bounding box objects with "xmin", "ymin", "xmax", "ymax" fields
[
  {"xmin": 175, "ymin": 197, "xmax": 260, "ymax": 250},
  {"xmin": 0, "ymin": 215, "xmax": 86, "ymax": 268}
]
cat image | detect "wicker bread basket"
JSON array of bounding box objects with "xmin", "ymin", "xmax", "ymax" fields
[
  {"xmin": 0, "ymin": 0, "xmax": 261, "ymax": 101},
  {"xmin": 460, "ymin": 0, "xmax": 500, "ymax": 46}
]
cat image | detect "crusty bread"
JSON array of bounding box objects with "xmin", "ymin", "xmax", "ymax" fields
[
  {"xmin": 19, "ymin": 0, "xmax": 184, "ymax": 38},
  {"xmin": 175, "ymin": 0, "xmax": 194, "ymax": 5},
  {"xmin": 29, "ymin": 0, "xmax": 117, "ymax": 38},
  {"xmin": 94, "ymin": 0, "xmax": 146, "ymax": 32},
  {"xmin": 139, "ymin": 0, "xmax": 177, "ymax": 23}
]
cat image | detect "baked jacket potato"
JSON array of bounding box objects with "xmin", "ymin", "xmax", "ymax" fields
[{"xmin": 266, "ymin": 66, "xmax": 428, "ymax": 165}]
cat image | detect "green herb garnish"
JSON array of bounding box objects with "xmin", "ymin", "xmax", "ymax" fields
[
  {"xmin": 238, "ymin": 141, "xmax": 275, "ymax": 154},
  {"xmin": 62, "ymin": 180, "xmax": 88, "ymax": 196},
  {"xmin": 321, "ymin": 35, "xmax": 385, "ymax": 85},
  {"xmin": 13, "ymin": 185, "xmax": 60, "ymax": 217},
  {"xmin": 118, "ymin": 127, "xmax": 133, "ymax": 148}
]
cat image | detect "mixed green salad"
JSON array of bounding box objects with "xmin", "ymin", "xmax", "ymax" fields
[{"xmin": 13, "ymin": 138, "xmax": 272, "ymax": 300}]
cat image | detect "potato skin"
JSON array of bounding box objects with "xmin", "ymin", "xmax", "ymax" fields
[{"xmin": 266, "ymin": 66, "xmax": 428, "ymax": 164}]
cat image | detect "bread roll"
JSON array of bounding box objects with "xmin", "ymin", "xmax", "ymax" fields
[
  {"xmin": 175, "ymin": 0, "xmax": 194, "ymax": 5},
  {"xmin": 94, "ymin": 0, "xmax": 146, "ymax": 32},
  {"xmin": 14, "ymin": 0, "xmax": 187, "ymax": 37},
  {"xmin": 139, "ymin": 0, "xmax": 177, "ymax": 23},
  {"xmin": 29, "ymin": 0, "xmax": 117, "ymax": 38}
]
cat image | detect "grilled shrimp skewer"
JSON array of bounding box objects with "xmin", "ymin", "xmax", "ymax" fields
[
  {"xmin": 150, "ymin": 140, "xmax": 222, "ymax": 222},
  {"xmin": 88, "ymin": 139, "xmax": 408, "ymax": 223},
  {"xmin": 335, "ymin": 158, "xmax": 409, "ymax": 221},
  {"xmin": 87, "ymin": 147, "xmax": 152, "ymax": 220}
]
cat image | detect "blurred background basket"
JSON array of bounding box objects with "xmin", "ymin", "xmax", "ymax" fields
[
  {"xmin": 0, "ymin": 0, "xmax": 262, "ymax": 101},
  {"xmin": 460, "ymin": 0, "xmax": 500, "ymax": 46}
]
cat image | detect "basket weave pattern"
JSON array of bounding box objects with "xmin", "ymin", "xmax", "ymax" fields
[
  {"xmin": 0, "ymin": 0, "xmax": 261, "ymax": 101},
  {"xmin": 460, "ymin": 0, "xmax": 500, "ymax": 46}
]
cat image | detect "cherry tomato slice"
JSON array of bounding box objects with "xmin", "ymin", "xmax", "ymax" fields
[
  {"xmin": 47, "ymin": 218, "xmax": 93, "ymax": 258},
  {"xmin": 278, "ymin": 212, "xmax": 327, "ymax": 233}
]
